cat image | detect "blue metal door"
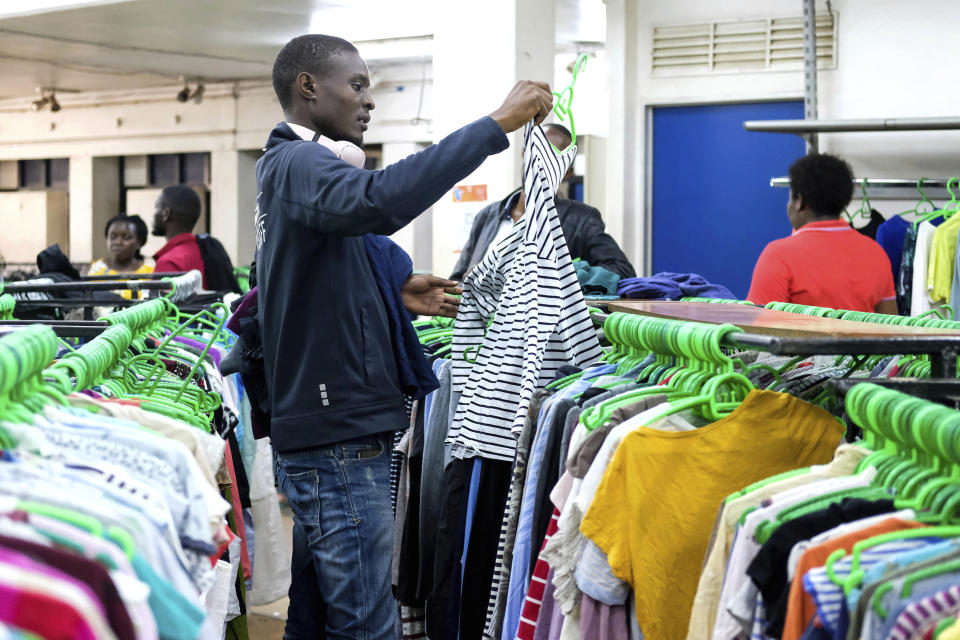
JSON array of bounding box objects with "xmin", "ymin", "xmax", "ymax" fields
[{"xmin": 651, "ymin": 101, "xmax": 805, "ymax": 298}]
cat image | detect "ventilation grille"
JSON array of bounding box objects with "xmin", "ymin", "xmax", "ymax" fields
[{"xmin": 652, "ymin": 13, "xmax": 837, "ymax": 76}]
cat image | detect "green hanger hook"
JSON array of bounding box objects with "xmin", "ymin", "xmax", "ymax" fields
[{"xmin": 549, "ymin": 53, "xmax": 588, "ymax": 152}]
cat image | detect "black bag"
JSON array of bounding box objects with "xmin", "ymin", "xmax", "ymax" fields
[{"xmin": 195, "ymin": 234, "xmax": 242, "ymax": 293}]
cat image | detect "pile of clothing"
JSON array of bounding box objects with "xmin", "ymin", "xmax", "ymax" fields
[{"xmin": 617, "ymin": 272, "xmax": 736, "ymax": 300}]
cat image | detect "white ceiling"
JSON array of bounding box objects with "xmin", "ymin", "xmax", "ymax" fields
[{"xmin": 0, "ymin": 0, "xmax": 605, "ymax": 99}]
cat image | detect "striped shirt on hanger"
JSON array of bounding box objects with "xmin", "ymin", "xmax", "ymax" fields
[{"xmin": 447, "ymin": 122, "xmax": 603, "ymax": 463}]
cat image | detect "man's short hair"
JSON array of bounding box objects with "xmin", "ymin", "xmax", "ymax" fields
[
  {"xmin": 788, "ymin": 153, "xmax": 855, "ymax": 218},
  {"xmin": 159, "ymin": 185, "xmax": 201, "ymax": 229},
  {"xmin": 544, "ymin": 122, "xmax": 573, "ymax": 146},
  {"xmin": 272, "ymin": 34, "xmax": 359, "ymax": 112}
]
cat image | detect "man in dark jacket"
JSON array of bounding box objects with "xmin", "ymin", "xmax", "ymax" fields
[
  {"xmin": 450, "ymin": 123, "xmax": 635, "ymax": 281},
  {"xmin": 256, "ymin": 33, "xmax": 552, "ymax": 639}
]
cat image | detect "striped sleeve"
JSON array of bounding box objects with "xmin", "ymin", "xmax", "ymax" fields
[{"xmin": 447, "ymin": 123, "xmax": 603, "ymax": 462}]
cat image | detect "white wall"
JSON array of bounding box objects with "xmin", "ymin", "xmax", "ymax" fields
[
  {"xmin": 429, "ymin": 0, "xmax": 555, "ymax": 279},
  {"xmin": 0, "ymin": 62, "xmax": 433, "ymax": 265},
  {"xmin": 3, "ymin": 0, "xmax": 959, "ymax": 275},
  {"xmin": 0, "ymin": 191, "xmax": 69, "ymax": 263},
  {"xmin": 611, "ymin": 0, "xmax": 960, "ymax": 273}
]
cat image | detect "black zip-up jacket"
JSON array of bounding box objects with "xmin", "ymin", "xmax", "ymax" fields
[
  {"xmin": 450, "ymin": 188, "xmax": 636, "ymax": 281},
  {"xmin": 255, "ymin": 118, "xmax": 509, "ymax": 452}
]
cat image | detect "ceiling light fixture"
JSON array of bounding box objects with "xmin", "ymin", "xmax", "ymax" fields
[
  {"xmin": 176, "ymin": 84, "xmax": 190, "ymax": 102},
  {"xmin": 49, "ymin": 91, "xmax": 60, "ymax": 112},
  {"xmin": 189, "ymin": 82, "xmax": 205, "ymax": 104}
]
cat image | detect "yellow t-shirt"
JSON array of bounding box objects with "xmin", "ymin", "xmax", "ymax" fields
[
  {"xmin": 926, "ymin": 213, "xmax": 960, "ymax": 304},
  {"xmin": 940, "ymin": 619, "xmax": 960, "ymax": 640},
  {"xmin": 579, "ymin": 389, "xmax": 844, "ymax": 640},
  {"xmin": 87, "ymin": 260, "xmax": 155, "ymax": 300}
]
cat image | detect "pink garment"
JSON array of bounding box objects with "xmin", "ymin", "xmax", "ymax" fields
[
  {"xmin": 533, "ymin": 568, "xmax": 559, "ymax": 640},
  {"xmin": 580, "ymin": 595, "xmax": 629, "ymax": 640},
  {"xmin": 0, "ymin": 547, "xmax": 104, "ymax": 640}
]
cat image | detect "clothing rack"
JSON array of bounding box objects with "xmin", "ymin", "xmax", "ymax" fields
[
  {"xmin": 592, "ymin": 310, "xmax": 960, "ymax": 377},
  {"xmin": 768, "ymin": 176, "xmax": 956, "ymax": 199},
  {"xmin": 3, "ymin": 280, "xmax": 178, "ymax": 294},
  {"xmin": 744, "ymin": 117, "xmax": 960, "ymax": 134},
  {"xmin": 832, "ymin": 377, "xmax": 960, "ymax": 409},
  {"xmin": 0, "ymin": 319, "xmax": 108, "ymax": 338},
  {"xmin": 81, "ymin": 271, "xmax": 187, "ymax": 281},
  {"xmin": 5, "ymin": 270, "xmax": 204, "ymax": 319}
]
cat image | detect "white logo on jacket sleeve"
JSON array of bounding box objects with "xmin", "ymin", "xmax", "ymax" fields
[
  {"xmin": 255, "ymin": 192, "xmax": 267, "ymax": 250},
  {"xmin": 319, "ymin": 383, "xmax": 330, "ymax": 407}
]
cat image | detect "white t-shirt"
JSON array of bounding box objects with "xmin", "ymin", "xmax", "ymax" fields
[{"xmin": 912, "ymin": 220, "xmax": 937, "ymax": 316}]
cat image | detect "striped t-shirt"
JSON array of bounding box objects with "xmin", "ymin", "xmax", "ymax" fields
[{"xmin": 447, "ymin": 122, "xmax": 603, "ymax": 462}]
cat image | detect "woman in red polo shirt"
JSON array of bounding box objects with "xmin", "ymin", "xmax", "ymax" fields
[{"xmin": 747, "ymin": 153, "xmax": 897, "ymax": 314}]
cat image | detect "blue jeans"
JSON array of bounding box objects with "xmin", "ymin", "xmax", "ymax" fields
[{"xmin": 276, "ymin": 434, "xmax": 398, "ymax": 640}]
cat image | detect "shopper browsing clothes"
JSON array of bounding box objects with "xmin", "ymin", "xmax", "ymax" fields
[
  {"xmin": 255, "ymin": 33, "xmax": 554, "ymax": 638},
  {"xmin": 747, "ymin": 153, "xmax": 897, "ymax": 314}
]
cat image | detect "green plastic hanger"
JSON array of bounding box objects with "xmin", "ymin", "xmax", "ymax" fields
[
  {"xmin": 724, "ymin": 466, "xmax": 813, "ymax": 506},
  {"xmin": 844, "ymin": 178, "xmax": 873, "ymax": 224},
  {"xmin": 935, "ymin": 618, "xmax": 958, "ymax": 639},
  {"xmin": 913, "ymin": 177, "xmax": 960, "ymax": 229},
  {"xmin": 900, "ymin": 557, "xmax": 960, "ymax": 599},
  {"xmin": 753, "ymin": 486, "xmax": 892, "ymax": 545},
  {"xmin": 578, "ymin": 314, "xmax": 753, "ymax": 431},
  {"xmin": 549, "ymin": 53, "xmax": 588, "ymax": 153},
  {"xmin": 16, "ymin": 499, "xmax": 136, "ymax": 560},
  {"xmin": 824, "ymin": 526, "xmax": 960, "ymax": 597}
]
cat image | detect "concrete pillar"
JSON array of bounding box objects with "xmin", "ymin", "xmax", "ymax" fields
[
  {"xmin": 210, "ymin": 149, "xmax": 259, "ymax": 266},
  {"xmin": 68, "ymin": 155, "xmax": 120, "ymax": 264},
  {"xmin": 605, "ymin": 0, "xmax": 643, "ymax": 272},
  {"xmin": 382, "ymin": 141, "xmax": 427, "ymax": 270},
  {"xmin": 431, "ymin": 0, "xmax": 555, "ymax": 278}
]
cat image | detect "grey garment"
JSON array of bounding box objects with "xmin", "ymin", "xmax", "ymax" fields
[
  {"xmin": 873, "ymin": 570, "xmax": 960, "ymax": 640},
  {"xmin": 630, "ymin": 597, "xmax": 644, "ymax": 640},
  {"xmin": 870, "ymin": 356, "xmax": 895, "ymax": 377},
  {"xmin": 484, "ymin": 390, "xmax": 551, "ymax": 639},
  {"xmin": 581, "ymin": 389, "xmax": 621, "ymax": 409},
  {"xmin": 730, "ymin": 350, "xmax": 762, "ymax": 365},
  {"xmin": 559, "ymin": 406, "xmax": 582, "ymax": 477},
  {"xmin": 419, "ymin": 360, "xmax": 454, "ymax": 594},
  {"xmin": 850, "ymin": 547, "xmax": 960, "ymax": 640},
  {"xmin": 567, "ymin": 394, "xmax": 667, "ymax": 478},
  {"xmin": 582, "ymin": 383, "xmax": 643, "ymax": 410},
  {"xmin": 392, "ymin": 429, "xmax": 413, "ymax": 587},
  {"xmin": 727, "ymin": 580, "xmax": 760, "ymax": 637}
]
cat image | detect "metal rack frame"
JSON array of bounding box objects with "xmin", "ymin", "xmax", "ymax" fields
[
  {"xmin": 727, "ymin": 333, "xmax": 960, "ymax": 378},
  {"xmin": 5, "ymin": 280, "xmax": 176, "ymax": 320},
  {"xmin": 3, "ymin": 280, "xmax": 177, "ymax": 294},
  {"xmin": 0, "ymin": 319, "xmax": 108, "ymax": 338},
  {"xmin": 768, "ymin": 177, "xmax": 957, "ymax": 200},
  {"xmin": 833, "ymin": 378, "xmax": 960, "ymax": 409},
  {"xmin": 744, "ymin": 117, "xmax": 960, "ymax": 135},
  {"xmin": 591, "ymin": 311, "xmax": 960, "ymax": 378},
  {"xmin": 81, "ymin": 271, "xmax": 187, "ymax": 281}
]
